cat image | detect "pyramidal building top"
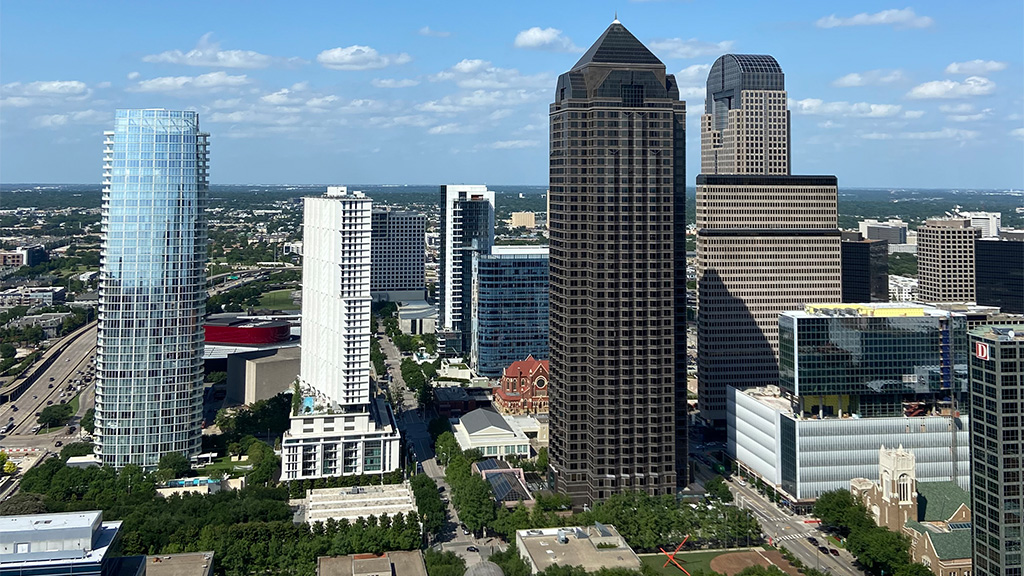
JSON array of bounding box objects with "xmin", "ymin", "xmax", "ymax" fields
[{"xmin": 571, "ymin": 20, "xmax": 663, "ymax": 70}]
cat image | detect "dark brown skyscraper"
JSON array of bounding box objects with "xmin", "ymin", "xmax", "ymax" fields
[{"xmin": 548, "ymin": 19, "xmax": 687, "ymax": 506}]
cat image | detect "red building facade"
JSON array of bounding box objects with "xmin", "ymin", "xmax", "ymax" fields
[{"xmin": 493, "ymin": 355, "xmax": 549, "ymax": 415}]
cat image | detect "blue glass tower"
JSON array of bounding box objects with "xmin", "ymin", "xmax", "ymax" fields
[{"xmin": 96, "ymin": 109, "xmax": 209, "ymax": 468}]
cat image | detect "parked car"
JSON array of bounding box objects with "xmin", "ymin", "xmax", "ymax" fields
[
  {"xmin": 67, "ymin": 426, "xmax": 76, "ymax": 434},
  {"xmin": 818, "ymin": 546, "xmax": 829, "ymax": 554},
  {"xmin": 829, "ymin": 549, "xmax": 840, "ymax": 557},
  {"xmin": 46, "ymin": 400, "xmax": 53, "ymax": 405},
  {"xmin": 807, "ymin": 537, "xmax": 819, "ymax": 546},
  {"xmin": 55, "ymin": 441, "xmax": 63, "ymax": 447},
  {"xmin": 466, "ymin": 546, "xmax": 479, "ymax": 552}
]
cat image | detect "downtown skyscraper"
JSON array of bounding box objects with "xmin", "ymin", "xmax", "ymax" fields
[
  {"xmin": 96, "ymin": 109, "xmax": 208, "ymax": 468},
  {"xmin": 547, "ymin": 19, "xmax": 687, "ymax": 505},
  {"xmin": 696, "ymin": 55, "xmax": 842, "ymax": 427}
]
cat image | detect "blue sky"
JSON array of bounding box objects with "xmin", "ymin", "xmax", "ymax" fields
[{"xmin": 1, "ymin": 1, "xmax": 1021, "ymax": 188}]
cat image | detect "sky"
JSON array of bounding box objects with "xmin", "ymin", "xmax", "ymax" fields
[{"xmin": 1, "ymin": 1, "xmax": 1022, "ymax": 189}]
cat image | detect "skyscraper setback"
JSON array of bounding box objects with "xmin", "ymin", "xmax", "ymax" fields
[
  {"xmin": 96, "ymin": 109, "xmax": 208, "ymax": 468},
  {"xmin": 547, "ymin": 20, "xmax": 687, "ymax": 505},
  {"xmin": 696, "ymin": 55, "xmax": 842, "ymax": 426}
]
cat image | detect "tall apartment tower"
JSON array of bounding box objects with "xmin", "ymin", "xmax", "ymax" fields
[
  {"xmin": 370, "ymin": 208, "xmax": 426, "ymax": 302},
  {"xmin": 696, "ymin": 55, "xmax": 842, "ymax": 427},
  {"xmin": 917, "ymin": 219, "xmax": 981, "ymax": 303},
  {"xmin": 548, "ymin": 19, "xmax": 687, "ymax": 506},
  {"xmin": 96, "ymin": 109, "xmax": 208, "ymax": 468},
  {"xmin": 969, "ymin": 325, "xmax": 1024, "ymax": 576},
  {"xmin": 281, "ymin": 187, "xmax": 401, "ymax": 479},
  {"xmin": 976, "ymin": 237, "xmax": 1024, "ymax": 314},
  {"xmin": 438, "ymin": 185, "xmax": 495, "ymax": 355}
]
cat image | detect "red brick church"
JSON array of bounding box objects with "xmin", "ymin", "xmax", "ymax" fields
[{"xmin": 492, "ymin": 355, "xmax": 549, "ymax": 415}]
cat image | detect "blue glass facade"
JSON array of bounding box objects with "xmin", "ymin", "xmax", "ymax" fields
[
  {"xmin": 779, "ymin": 305, "xmax": 967, "ymax": 418},
  {"xmin": 96, "ymin": 109, "xmax": 208, "ymax": 468},
  {"xmin": 470, "ymin": 247, "xmax": 549, "ymax": 378}
]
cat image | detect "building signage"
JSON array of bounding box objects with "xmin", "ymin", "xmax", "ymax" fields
[{"xmin": 975, "ymin": 341, "xmax": 990, "ymax": 361}]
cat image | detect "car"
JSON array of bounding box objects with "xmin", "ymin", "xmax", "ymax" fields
[
  {"xmin": 466, "ymin": 546, "xmax": 479, "ymax": 552},
  {"xmin": 48, "ymin": 383, "xmax": 54, "ymax": 388},
  {"xmin": 35, "ymin": 412, "xmax": 41, "ymax": 417},
  {"xmin": 462, "ymin": 528, "xmax": 470, "ymax": 535},
  {"xmin": 68, "ymin": 426, "xmax": 76, "ymax": 434},
  {"xmin": 55, "ymin": 441, "xmax": 63, "ymax": 447},
  {"xmin": 46, "ymin": 401, "xmax": 53, "ymax": 405},
  {"xmin": 807, "ymin": 537, "xmax": 819, "ymax": 546},
  {"xmin": 33, "ymin": 395, "xmax": 38, "ymax": 399},
  {"xmin": 11, "ymin": 406, "xmax": 17, "ymax": 412},
  {"xmin": 49, "ymin": 377, "xmax": 55, "ymax": 381},
  {"xmin": 818, "ymin": 546, "xmax": 829, "ymax": 554},
  {"xmin": 829, "ymin": 549, "xmax": 839, "ymax": 557}
]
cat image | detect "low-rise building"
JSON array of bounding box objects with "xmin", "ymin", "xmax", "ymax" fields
[
  {"xmin": 316, "ymin": 551, "xmax": 426, "ymax": 576},
  {"xmin": 0, "ymin": 511, "xmax": 123, "ymax": 576},
  {"xmin": 509, "ymin": 212, "xmax": 536, "ymax": 229},
  {"xmin": 397, "ymin": 300, "xmax": 436, "ymax": 335},
  {"xmin": 492, "ymin": 356, "xmax": 549, "ymax": 415},
  {"xmin": 515, "ymin": 524, "xmax": 640, "ymax": 575},
  {"xmin": 226, "ymin": 347, "xmax": 301, "ymax": 405},
  {"xmin": 474, "ymin": 459, "xmax": 534, "ymax": 507},
  {"xmin": 156, "ymin": 477, "xmax": 244, "ymax": 498},
  {"xmin": 301, "ymin": 484, "xmax": 417, "ymax": 524},
  {"xmin": 434, "ymin": 386, "xmax": 487, "ymax": 418},
  {"xmin": 452, "ymin": 408, "xmax": 530, "ymax": 460},
  {"xmin": 851, "ymin": 446, "xmax": 971, "ymax": 576},
  {"xmin": 889, "ymin": 276, "xmax": 918, "ymax": 301},
  {"xmin": 145, "ymin": 552, "xmax": 215, "ymax": 576},
  {"xmin": 0, "ymin": 286, "xmax": 66, "ymax": 308}
]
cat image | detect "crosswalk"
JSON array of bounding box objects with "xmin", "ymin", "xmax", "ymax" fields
[{"xmin": 774, "ymin": 532, "xmax": 810, "ymax": 542}]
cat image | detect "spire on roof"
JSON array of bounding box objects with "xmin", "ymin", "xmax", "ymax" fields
[{"xmin": 613, "ymin": 11, "xmax": 619, "ymax": 24}]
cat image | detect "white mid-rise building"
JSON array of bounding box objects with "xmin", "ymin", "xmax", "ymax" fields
[
  {"xmin": 889, "ymin": 275, "xmax": 919, "ymax": 301},
  {"xmin": 282, "ymin": 187, "xmax": 401, "ymax": 480},
  {"xmin": 955, "ymin": 210, "xmax": 1000, "ymax": 238}
]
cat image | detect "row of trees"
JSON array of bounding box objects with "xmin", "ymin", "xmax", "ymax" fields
[
  {"xmin": 410, "ymin": 473, "xmax": 446, "ymax": 537},
  {"xmin": 401, "ymin": 357, "xmax": 435, "ymax": 407},
  {"xmin": 813, "ymin": 490, "xmax": 929, "ymax": 576}
]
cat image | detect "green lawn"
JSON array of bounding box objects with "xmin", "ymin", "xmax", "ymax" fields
[
  {"xmin": 69, "ymin": 392, "xmax": 81, "ymax": 415},
  {"xmin": 640, "ymin": 550, "xmax": 724, "ymax": 575},
  {"xmin": 200, "ymin": 454, "xmax": 250, "ymax": 478},
  {"xmin": 259, "ymin": 289, "xmax": 295, "ymax": 309}
]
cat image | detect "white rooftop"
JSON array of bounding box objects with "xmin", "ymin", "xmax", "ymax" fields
[{"xmin": 489, "ymin": 245, "xmax": 549, "ymax": 256}]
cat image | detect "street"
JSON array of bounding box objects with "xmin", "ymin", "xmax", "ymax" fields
[{"xmin": 1, "ymin": 323, "xmax": 97, "ymax": 450}]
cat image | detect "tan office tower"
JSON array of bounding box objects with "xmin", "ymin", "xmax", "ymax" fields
[
  {"xmin": 917, "ymin": 218, "xmax": 980, "ymax": 303},
  {"xmin": 548, "ymin": 19, "xmax": 687, "ymax": 507},
  {"xmin": 696, "ymin": 55, "xmax": 842, "ymax": 427}
]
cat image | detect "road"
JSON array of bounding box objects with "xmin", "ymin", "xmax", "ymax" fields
[
  {"xmin": 728, "ymin": 482, "xmax": 862, "ymax": 576},
  {"xmin": 1, "ymin": 324, "xmax": 97, "ymax": 449}
]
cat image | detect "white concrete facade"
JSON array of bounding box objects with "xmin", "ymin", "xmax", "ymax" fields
[{"xmin": 282, "ymin": 187, "xmax": 400, "ymax": 481}]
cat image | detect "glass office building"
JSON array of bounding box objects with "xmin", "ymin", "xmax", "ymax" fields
[
  {"xmin": 470, "ymin": 246, "xmax": 549, "ymax": 378},
  {"xmin": 96, "ymin": 109, "xmax": 208, "ymax": 468},
  {"xmin": 779, "ymin": 303, "xmax": 968, "ymax": 418}
]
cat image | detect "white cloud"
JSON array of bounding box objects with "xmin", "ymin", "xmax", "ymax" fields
[
  {"xmin": 488, "ymin": 139, "xmax": 540, "ymax": 149},
  {"xmin": 676, "ymin": 64, "xmax": 711, "ymax": 84},
  {"xmin": 907, "ymin": 76, "xmax": 995, "ymax": 99},
  {"xmin": 33, "ymin": 109, "xmax": 111, "ymax": 129},
  {"xmin": 816, "ymin": 8, "xmax": 933, "ymax": 29},
  {"xmin": 947, "ymin": 108, "xmax": 993, "ymax": 122},
  {"xmin": 96, "ymin": 81, "xmax": 112, "ymax": 89},
  {"xmin": 372, "ymin": 78, "xmax": 420, "ymax": 88},
  {"xmin": 419, "ymin": 26, "xmax": 451, "ymax": 38},
  {"xmin": 305, "ymin": 95, "xmax": 339, "ymax": 109},
  {"xmin": 317, "ymin": 45, "xmax": 411, "ymax": 71},
  {"xmin": 790, "ymin": 98, "xmax": 903, "ymax": 118},
  {"xmin": 143, "ymin": 33, "xmax": 300, "ymax": 69},
  {"xmin": 429, "ymin": 59, "xmax": 551, "ymax": 90},
  {"xmin": 945, "ymin": 60, "xmax": 1007, "ymax": 75},
  {"xmin": 488, "ymin": 109, "xmax": 513, "ymax": 121},
  {"xmin": 261, "ymin": 88, "xmax": 301, "ymax": 105},
  {"xmin": 127, "ymin": 72, "xmax": 140, "ymax": 80},
  {"xmin": 901, "ymin": 127, "xmax": 979, "ymax": 140},
  {"xmin": 130, "ymin": 71, "xmax": 250, "ymax": 93},
  {"xmin": 0, "ymin": 96, "xmax": 33, "ymax": 107},
  {"xmin": 861, "ymin": 132, "xmax": 893, "ymax": 140},
  {"xmin": 209, "ymin": 98, "xmax": 242, "ymax": 109},
  {"xmin": 939, "ymin": 104, "xmax": 974, "ymax": 114},
  {"xmin": 513, "ymin": 27, "xmax": 581, "ymax": 52},
  {"xmin": 903, "ymin": 110, "xmax": 925, "ymax": 119},
  {"xmin": 1011, "ymin": 128, "xmax": 1024, "ymax": 140},
  {"xmin": 428, "ymin": 123, "xmax": 476, "ymax": 135},
  {"xmin": 649, "ymin": 38, "xmax": 734, "ymax": 59},
  {"xmin": 4, "ymin": 80, "xmax": 89, "ymax": 96},
  {"xmin": 832, "ymin": 69, "xmax": 905, "ymax": 87},
  {"xmin": 818, "ymin": 120, "xmax": 844, "ymax": 129},
  {"xmin": 369, "ymin": 114, "xmax": 435, "ymax": 129}
]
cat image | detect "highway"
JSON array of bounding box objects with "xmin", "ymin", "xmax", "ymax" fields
[{"xmin": 0, "ymin": 324, "xmax": 97, "ymax": 448}]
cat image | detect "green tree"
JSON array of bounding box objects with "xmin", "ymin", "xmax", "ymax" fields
[
  {"xmin": 536, "ymin": 446, "xmax": 549, "ymax": 470},
  {"xmin": 158, "ymin": 452, "xmax": 193, "ymax": 478},
  {"xmin": 813, "ymin": 489, "xmax": 872, "ymax": 535},
  {"xmin": 80, "ymin": 408, "xmax": 95, "ymax": 434},
  {"xmin": 38, "ymin": 404, "xmax": 74, "ymax": 428},
  {"xmin": 0, "ymin": 343, "xmax": 15, "ymax": 358},
  {"xmin": 489, "ymin": 544, "xmax": 532, "ymax": 576},
  {"xmin": 435, "ymin": 431, "xmax": 459, "ymax": 466},
  {"xmin": 0, "ymin": 451, "xmax": 7, "ymax": 471},
  {"xmin": 705, "ymin": 475, "xmax": 734, "ymax": 502},
  {"xmin": 59, "ymin": 442, "xmax": 95, "ymax": 461},
  {"xmin": 0, "ymin": 492, "xmax": 47, "ymax": 515},
  {"xmin": 847, "ymin": 526, "xmax": 910, "ymax": 576},
  {"xmin": 4, "ymin": 460, "xmax": 17, "ymax": 475},
  {"xmin": 894, "ymin": 563, "xmax": 934, "ymax": 576},
  {"xmin": 455, "ymin": 474, "xmax": 496, "ymax": 533},
  {"xmin": 424, "ymin": 549, "xmax": 466, "ymax": 576}
]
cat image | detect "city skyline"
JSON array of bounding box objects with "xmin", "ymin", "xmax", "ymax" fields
[{"xmin": 1, "ymin": 1, "xmax": 1021, "ymax": 189}]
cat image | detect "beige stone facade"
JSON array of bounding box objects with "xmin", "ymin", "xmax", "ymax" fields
[{"xmin": 917, "ymin": 219, "xmax": 981, "ymax": 304}]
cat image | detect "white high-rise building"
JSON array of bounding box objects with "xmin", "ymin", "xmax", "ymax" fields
[
  {"xmin": 955, "ymin": 211, "xmax": 1001, "ymax": 238},
  {"xmin": 282, "ymin": 187, "xmax": 400, "ymax": 480}
]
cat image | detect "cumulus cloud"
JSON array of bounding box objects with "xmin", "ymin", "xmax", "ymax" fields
[
  {"xmin": 946, "ymin": 108, "xmax": 993, "ymax": 122},
  {"xmin": 130, "ymin": 71, "xmax": 250, "ymax": 93},
  {"xmin": 419, "ymin": 26, "xmax": 451, "ymax": 38},
  {"xmin": 417, "ymin": 89, "xmax": 547, "ymax": 114},
  {"xmin": 428, "ymin": 123, "xmax": 476, "ymax": 135},
  {"xmin": 1011, "ymin": 128, "xmax": 1024, "ymax": 140},
  {"xmin": 676, "ymin": 64, "xmax": 711, "ymax": 84},
  {"xmin": 143, "ymin": 33, "xmax": 300, "ymax": 69},
  {"xmin": 317, "ymin": 45, "xmax": 411, "ymax": 70},
  {"xmin": 945, "ymin": 60, "xmax": 1007, "ymax": 75},
  {"xmin": 127, "ymin": 72, "xmax": 140, "ymax": 80},
  {"xmin": 907, "ymin": 76, "xmax": 995, "ymax": 99},
  {"xmin": 429, "ymin": 59, "xmax": 550, "ymax": 90},
  {"xmin": 4, "ymin": 80, "xmax": 89, "ymax": 97},
  {"xmin": 649, "ymin": 38, "xmax": 734, "ymax": 59},
  {"xmin": 832, "ymin": 69, "xmax": 905, "ymax": 87},
  {"xmin": 816, "ymin": 8, "xmax": 933, "ymax": 29},
  {"xmin": 372, "ymin": 78, "xmax": 420, "ymax": 88},
  {"xmin": 903, "ymin": 110, "xmax": 925, "ymax": 119},
  {"xmin": 305, "ymin": 95, "xmax": 339, "ymax": 109},
  {"xmin": 790, "ymin": 98, "xmax": 903, "ymax": 118},
  {"xmin": 513, "ymin": 27, "xmax": 581, "ymax": 52},
  {"xmin": 861, "ymin": 127, "xmax": 980, "ymax": 141},
  {"xmin": 33, "ymin": 109, "xmax": 111, "ymax": 128},
  {"xmin": 261, "ymin": 88, "xmax": 302, "ymax": 105}
]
